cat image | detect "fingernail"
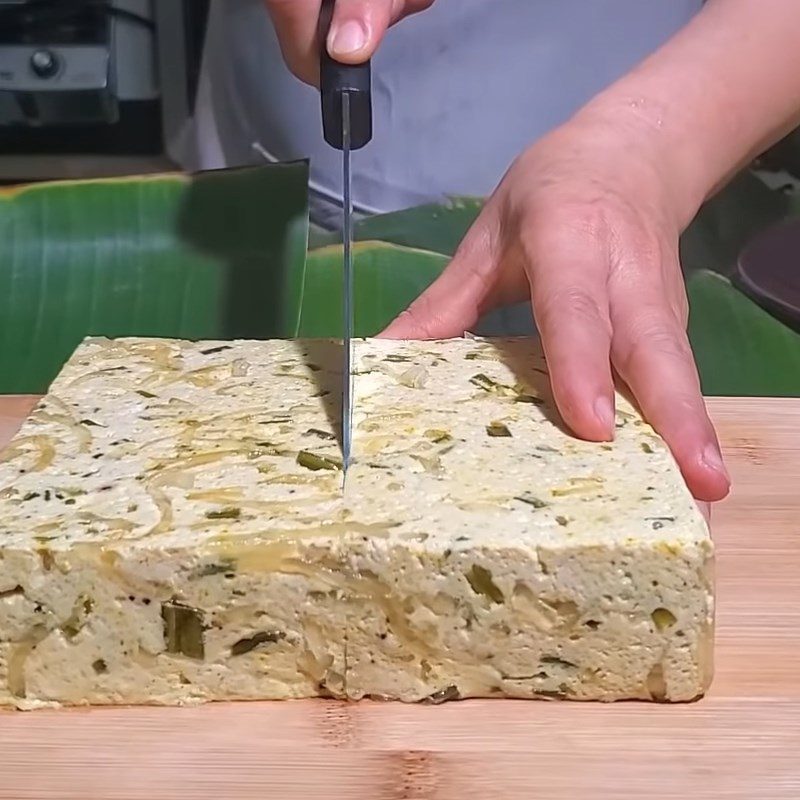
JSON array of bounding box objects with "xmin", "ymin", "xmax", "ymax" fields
[
  {"xmin": 594, "ymin": 395, "xmax": 615, "ymax": 433},
  {"xmin": 330, "ymin": 20, "xmax": 367, "ymax": 56},
  {"xmin": 701, "ymin": 443, "xmax": 730, "ymax": 483}
]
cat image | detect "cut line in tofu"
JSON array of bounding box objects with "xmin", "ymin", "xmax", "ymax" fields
[{"xmin": 0, "ymin": 337, "xmax": 714, "ymax": 708}]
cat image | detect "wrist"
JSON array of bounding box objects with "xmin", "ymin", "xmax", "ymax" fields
[
  {"xmin": 572, "ymin": 91, "xmax": 715, "ymax": 231},
  {"xmin": 567, "ymin": 0, "xmax": 800, "ymax": 232}
]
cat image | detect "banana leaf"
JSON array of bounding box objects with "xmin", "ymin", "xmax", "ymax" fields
[
  {"xmin": 687, "ymin": 269, "xmax": 800, "ymax": 396},
  {"xmin": 3, "ymin": 157, "xmax": 799, "ymax": 399},
  {"xmin": 0, "ymin": 162, "xmax": 309, "ymax": 394},
  {"xmin": 309, "ymin": 196, "xmax": 483, "ymax": 256},
  {"xmin": 298, "ymin": 241, "xmax": 448, "ymax": 337}
]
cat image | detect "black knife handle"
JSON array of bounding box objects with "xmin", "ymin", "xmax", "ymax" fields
[{"xmin": 319, "ymin": 0, "xmax": 373, "ymax": 151}]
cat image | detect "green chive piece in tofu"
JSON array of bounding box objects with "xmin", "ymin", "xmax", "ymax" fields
[
  {"xmin": 424, "ymin": 684, "xmax": 461, "ymax": 704},
  {"xmin": 515, "ymin": 493, "xmax": 548, "ymax": 509},
  {"xmin": 470, "ymin": 373, "xmax": 499, "ymax": 392},
  {"xmin": 651, "ymin": 607, "xmax": 677, "ymax": 631},
  {"xmin": 424, "ymin": 429, "xmax": 453, "ymax": 444},
  {"xmin": 204, "ymin": 507, "xmax": 241, "ymax": 520},
  {"xmin": 486, "ymin": 421, "xmax": 512, "ymax": 437},
  {"xmin": 297, "ymin": 451, "xmax": 343, "ymax": 471},
  {"xmin": 230, "ymin": 630, "xmax": 285, "ymax": 656},
  {"xmin": 305, "ymin": 428, "xmax": 336, "ymax": 441},
  {"xmin": 466, "ymin": 564, "xmax": 504, "ymax": 603},
  {"xmin": 161, "ymin": 601, "xmax": 205, "ymax": 659}
]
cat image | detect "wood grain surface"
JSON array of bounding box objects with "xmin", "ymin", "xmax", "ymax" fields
[{"xmin": 0, "ymin": 396, "xmax": 797, "ymax": 800}]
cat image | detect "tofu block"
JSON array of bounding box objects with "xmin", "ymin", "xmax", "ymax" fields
[{"xmin": 0, "ymin": 337, "xmax": 714, "ymax": 708}]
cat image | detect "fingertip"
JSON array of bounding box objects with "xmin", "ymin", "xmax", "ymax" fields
[
  {"xmin": 376, "ymin": 318, "xmax": 407, "ymax": 340},
  {"xmin": 327, "ymin": 19, "xmax": 369, "ymax": 59},
  {"xmin": 700, "ymin": 442, "xmax": 731, "ymax": 485},
  {"xmin": 609, "ymin": 310, "xmax": 729, "ymax": 502},
  {"xmin": 679, "ymin": 447, "xmax": 731, "ymax": 503},
  {"xmin": 328, "ymin": 0, "xmax": 393, "ymax": 62},
  {"xmin": 593, "ymin": 395, "xmax": 616, "ymax": 441},
  {"xmin": 697, "ymin": 458, "xmax": 732, "ymax": 504},
  {"xmin": 686, "ymin": 469, "xmax": 730, "ymax": 504},
  {"xmin": 377, "ymin": 302, "xmax": 471, "ymax": 341},
  {"xmin": 550, "ymin": 381, "xmax": 615, "ymax": 444}
]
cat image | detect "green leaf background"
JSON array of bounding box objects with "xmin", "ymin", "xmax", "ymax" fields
[
  {"xmin": 0, "ymin": 163, "xmax": 308, "ymax": 392},
  {"xmin": 0, "ymin": 161, "xmax": 798, "ymax": 396}
]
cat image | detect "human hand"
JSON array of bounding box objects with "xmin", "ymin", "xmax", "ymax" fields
[
  {"xmin": 263, "ymin": 0, "xmax": 434, "ymax": 85},
  {"xmin": 381, "ymin": 107, "xmax": 731, "ymax": 503}
]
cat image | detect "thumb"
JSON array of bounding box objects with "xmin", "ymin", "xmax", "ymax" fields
[
  {"xmin": 380, "ymin": 219, "xmax": 501, "ymax": 339},
  {"xmin": 263, "ymin": 0, "xmax": 391, "ymax": 84},
  {"xmin": 327, "ymin": 0, "xmax": 395, "ymax": 62}
]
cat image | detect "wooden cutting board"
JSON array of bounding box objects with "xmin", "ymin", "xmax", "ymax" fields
[{"xmin": 0, "ymin": 395, "xmax": 798, "ymax": 800}]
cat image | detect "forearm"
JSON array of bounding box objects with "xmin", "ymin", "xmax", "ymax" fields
[{"xmin": 577, "ymin": 0, "xmax": 800, "ymax": 227}]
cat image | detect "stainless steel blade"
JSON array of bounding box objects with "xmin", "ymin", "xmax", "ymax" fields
[{"xmin": 341, "ymin": 91, "xmax": 354, "ymax": 480}]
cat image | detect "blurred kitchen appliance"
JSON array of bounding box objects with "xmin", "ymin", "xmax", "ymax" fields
[{"xmin": 0, "ymin": 0, "xmax": 161, "ymax": 154}]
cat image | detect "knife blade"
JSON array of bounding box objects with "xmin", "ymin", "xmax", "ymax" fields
[
  {"xmin": 319, "ymin": 1, "xmax": 373, "ymax": 480},
  {"xmin": 341, "ymin": 90, "xmax": 354, "ymax": 477}
]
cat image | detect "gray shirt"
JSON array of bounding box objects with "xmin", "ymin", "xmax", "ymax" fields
[{"xmin": 184, "ymin": 0, "xmax": 701, "ymax": 226}]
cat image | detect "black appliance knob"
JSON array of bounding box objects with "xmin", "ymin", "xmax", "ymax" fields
[{"xmin": 30, "ymin": 49, "xmax": 59, "ymax": 79}]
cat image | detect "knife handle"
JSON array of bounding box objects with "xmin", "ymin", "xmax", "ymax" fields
[{"xmin": 318, "ymin": 0, "xmax": 373, "ymax": 151}]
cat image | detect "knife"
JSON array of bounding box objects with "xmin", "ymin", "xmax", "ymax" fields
[{"xmin": 319, "ymin": 0, "xmax": 373, "ymax": 479}]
